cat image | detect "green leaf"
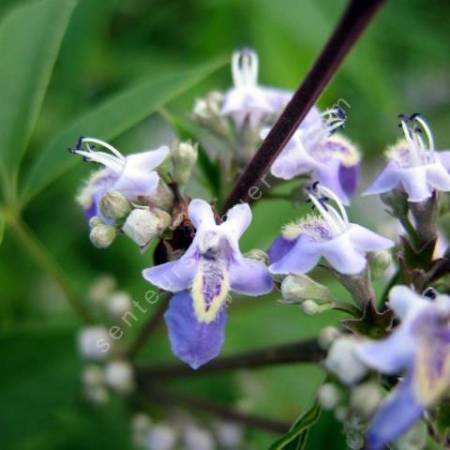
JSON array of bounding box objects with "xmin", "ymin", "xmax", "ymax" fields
[
  {"xmin": 0, "ymin": 211, "xmax": 4, "ymax": 247},
  {"xmin": 20, "ymin": 58, "xmax": 226, "ymax": 205},
  {"xmin": 0, "ymin": 0, "xmax": 77, "ymax": 192},
  {"xmin": 269, "ymin": 400, "xmax": 321, "ymax": 450}
]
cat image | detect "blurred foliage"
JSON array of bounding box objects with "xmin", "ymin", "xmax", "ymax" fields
[{"xmin": 0, "ymin": 0, "xmax": 449, "ymax": 449}]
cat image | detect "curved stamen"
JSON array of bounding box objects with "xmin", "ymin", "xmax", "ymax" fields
[
  {"xmin": 71, "ymin": 137, "xmax": 126, "ymax": 173},
  {"xmin": 231, "ymin": 48, "xmax": 258, "ymax": 88},
  {"xmin": 413, "ymin": 115, "xmax": 435, "ymax": 158},
  {"xmin": 307, "ymin": 183, "xmax": 348, "ymax": 236},
  {"xmin": 399, "ymin": 115, "xmax": 421, "ymax": 166}
]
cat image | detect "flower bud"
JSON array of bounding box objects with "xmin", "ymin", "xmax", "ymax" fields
[
  {"xmin": 88, "ymin": 275, "xmax": 116, "ymax": 305},
  {"xmin": 244, "ymin": 249, "xmax": 269, "ymax": 265},
  {"xmin": 213, "ymin": 421, "xmax": 243, "ymax": 448},
  {"xmin": 281, "ymin": 274, "xmax": 334, "ymax": 305},
  {"xmin": 89, "ymin": 224, "xmax": 117, "ymax": 248},
  {"xmin": 88, "ymin": 216, "xmax": 103, "ymax": 228},
  {"xmin": 106, "ymin": 291, "xmax": 132, "ymax": 320},
  {"xmin": 183, "ymin": 425, "xmax": 215, "ymax": 450},
  {"xmin": 104, "ymin": 360, "xmax": 134, "ymax": 394},
  {"xmin": 81, "ymin": 365, "xmax": 105, "ymax": 387},
  {"xmin": 146, "ymin": 423, "xmax": 177, "ymax": 450},
  {"xmin": 100, "ymin": 191, "xmax": 131, "ymax": 220},
  {"xmin": 122, "ymin": 207, "xmax": 171, "ymax": 247},
  {"xmin": 370, "ymin": 249, "xmax": 393, "ymax": 279},
  {"xmin": 301, "ymin": 299, "xmax": 334, "ymax": 315},
  {"xmin": 318, "ymin": 383, "xmax": 341, "ymax": 410},
  {"xmin": 394, "ymin": 421, "xmax": 427, "ymax": 450},
  {"xmin": 171, "ymin": 140, "xmax": 198, "ymax": 185},
  {"xmin": 350, "ymin": 382, "xmax": 382, "ymax": 419},
  {"xmin": 83, "ymin": 384, "xmax": 109, "ymax": 404},
  {"xmin": 132, "ymin": 413, "xmax": 152, "ymax": 448},
  {"xmin": 78, "ymin": 326, "xmax": 112, "ymax": 361},
  {"xmin": 325, "ymin": 337, "xmax": 368, "ymax": 385},
  {"xmin": 318, "ymin": 326, "xmax": 341, "ymax": 350}
]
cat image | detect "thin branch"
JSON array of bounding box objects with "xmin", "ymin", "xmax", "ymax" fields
[
  {"xmin": 137, "ymin": 338, "xmax": 324, "ymax": 379},
  {"xmin": 127, "ymin": 293, "xmax": 170, "ymax": 360},
  {"xmin": 4, "ymin": 210, "xmax": 93, "ymax": 323},
  {"xmin": 140, "ymin": 387, "xmax": 290, "ymax": 434},
  {"xmin": 223, "ymin": 0, "xmax": 386, "ymax": 211}
]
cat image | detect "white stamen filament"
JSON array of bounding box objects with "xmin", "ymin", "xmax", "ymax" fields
[
  {"xmin": 304, "ymin": 108, "xmax": 346, "ymax": 144},
  {"xmin": 232, "ymin": 49, "xmax": 258, "ymax": 89},
  {"xmin": 308, "ymin": 184, "xmax": 349, "ymax": 237},
  {"xmin": 414, "ymin": 116, "xmax": 435, "ymax": 160},
  {"xmin": 74, "ymin": 137, "xmax": 126, "ymax": 173},
  {"xmin": 400, "ymin": 119, "xmax": 421, "ymax": 166}
]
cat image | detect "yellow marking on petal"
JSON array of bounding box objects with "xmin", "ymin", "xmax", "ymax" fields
[
  {"xmin": 414, "ymin": 338, "xmax": 450, "ymax": 406},
  {"xmin": 192, "ymin": 265, "xmax": 229, "ymax": 324},
  {"xmin": 324, "ymin": 134, "xmax": 360, "ymax": 167},
  {"xmin": 384, "ymin": 139, "xmax": 409, "ymax": 161}
]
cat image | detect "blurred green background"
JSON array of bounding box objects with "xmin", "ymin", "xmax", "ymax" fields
[{"xmin": 0, "ymin": 0, "xmax": 449, "ymax": 449}]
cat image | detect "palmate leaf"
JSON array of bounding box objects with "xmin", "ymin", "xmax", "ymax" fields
[
  {"xmin": 0, "ymin": 0, "xmax": 77, "ymax": 197},
  {"xmin": 20, "ymin": 58, "xmax": 226, "ymax": 205},
  {"xmin": 269, "ymin": 400, "xmax": 321, "ymax": 450}
]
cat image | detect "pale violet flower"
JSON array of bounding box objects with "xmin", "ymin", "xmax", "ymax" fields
[
  {"xmin": 222, "ymin": 48, "xmax": 312, "ymax": 129},
  {"xmin": 364, "ymin": 114, "xmax": 450, "ymax": 202},
  {"xmin": 270, "ymin": 107, "xmax": 360, "ymax": 204},
  {"xmin": 143, "ymin": 199, "xmax": 273, "ymax": 368},
  {"xmin": 356, "ymin": 286, "xmax": 450, "ymax": 450},
  {"xmin": 269, "ymin": 184, "xmax": 393, "ymax": 275},
  {"xmin": 72, "ymin": 137, "xmax": 169, "ymax": 221}
]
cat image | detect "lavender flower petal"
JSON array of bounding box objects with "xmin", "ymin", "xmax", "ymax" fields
[
  {"xmin": 363, "ymin": 163, "xmax": 400, "ymax": 197},
  {"xmin": 188, "ymin": 199, "xmax": 216, "ymax": 230},
  {"xmin": 269, "ymin": 236, "xmax": 321, "ymax": 274},
  {"xmin": 267, "ymin": 236, "xmax": 296, "ymax": 264},
  {"xmin": 438, "ymin": 150, "xmax": 450, "ymax": 170},
  {"xmin": 398, "ymin": 166, "xmax": 433, "ymax": 202},
  {"xmin": 366, "ymin": 375, "xmax": 423, "ymax": 450},
  {"xmin": 426, "ymin": 162, "xmax": 450, "ymax": 192},
  {"xmin": 348, "ymin": 223, "xmax": 394, "ymax": 253},
  {"xmin": 165, "ymin": 291, "xmax": 227, "ymax": 369},
  {"xmin": 339, "ymin": 163, "xmax": 360, "ymax": 197},
  {"xmin": 221, "ymin": 203, "xmax": 252, "ymax": 239},
  {"xmin": 229, "ymin": 257, "xmax": 273, "ymax": 296}
]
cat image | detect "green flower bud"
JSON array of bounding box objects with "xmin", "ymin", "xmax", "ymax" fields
[
  {"xmin": 244, "ymin": 249, "xmax": 269, "ymax": 265},
  {"xmin": 90, "ymin": 224, "xmax": 117, "ymax": 248},
  {"xmin": 100, "ymin": 191, "xmax": 131, "ymax": 220},
  {"xmin": 350, "ymin": 382, "xmax": 383, "ymax": 419},
  {"xmin": 370, "ymin": 249, "xmax": 393, "ymax": 279},
  {"xmin": 171, "ymin": 140, "xmax": 198, "ymax": 185},
  {"xmin": 122, "ymin": 207, "xmax": 171, "ymax": 247},
  {"xmin": 281, "ymin": 274, "xmax": 334, "ymax": 305},
  {"xmin": 89, "ymin": 216, "xmax": 103, "ymax": 228},
  {"xmin": 301, "ymin": 299, "xmax": 334, "ymax": 315},
  {"xmin": 318, "ymin": 383, "xmax": 341, "ymax": 410}
]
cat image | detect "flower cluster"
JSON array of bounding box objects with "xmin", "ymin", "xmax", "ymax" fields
[{"xmin": 72, "ymin": 48, "xmax": 450, "ymax": 450}]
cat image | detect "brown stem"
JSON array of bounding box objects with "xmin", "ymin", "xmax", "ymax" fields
[
  {"xmin": 223, "ymin": 0, "xmax": 386, "ymax": 211},
  {"xmin": 140, "ymin": 387, "xmax": 290, "ymax": 434},
  {"xmin": 127, "ymin": 293, "xmax": 170, "ymax": 360},
  {"xmin": 137, "ymin": 338, "xmax": 324, "ymax": 379}
]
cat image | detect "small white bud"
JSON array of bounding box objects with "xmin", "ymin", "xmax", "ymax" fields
[
  {"xmin": 100, "ymin": 191, "xmax": 131, "ymax": 220},
  {"xmin": 301, "ymin": 299, "xmax": 334, "ymax": 315},
  {"xmin": 281, "ymin": 274, "xmax": 334, "ymax": 304},
  {"xmin": 325, "ymin": 337, "xmax": 368, "ymax": 385},
  {"xmin": 183, "ymin": 425, "xmax": 215, "ymax": 450},
  {"xmin": 244, "ymin": 249, "xmax": 269, "ymax": 265},
  {"xmin": 122, "ymin": 207, "xmax": 171, "ymax": 247},
  {"xmin": 213, "ymin": 421, "xmax": 243, "ymax": 448},
  {"xmin": 78, "ymin": 326, "xmax": 112, "ymax": 361},
  {"xmin": 318, "ymin": 383, "xmax": 341, "ymax": 410},
  {"xmin": 335, "ymin": 406, "xmax": 348, "ymax": 423},
  {"xmin": 104, "ymin": 360, "xmax": 134, "ymax": 394},
  {"xmin": 106, "ymin": 291, "xmax": 132, "ymax": 320},
  {"xmin": 146, "ymin": 423, "xmax": 177, "ymax": 450},
  {"xmin": 132, "ymin": 413, "xmax": 152, "ymax": 448},
  {"xmin": 318, "ymin": 326, "xmax": 341, "ymax": 350},
  {"xmin": 370, "ymin": 250, "xmax": 393, "ymax": 279},
  {"xmin": 89, "ymin": 224, "xmax": 117, "ymax": 248},
  {"xmin": 350, "ymin": 382, "xmax": 383, "ymax": 419},
  {"xmin": 83, "ymin": 384, "xmax": 109, "ymax": 404},
  {"xmin": 89, "ymin": 216, "xmax": 103, "ymax": 228},
  {"xmin": 171, "ymin": 140, "xmax": 198, "ymax": 185},
  {"xmin": 81, "ymin": 365, "xmax": 105, "ymax": 387},
  {"xmin": 88, "ymin": 274, "xmax": 116, "ymax": 305}
]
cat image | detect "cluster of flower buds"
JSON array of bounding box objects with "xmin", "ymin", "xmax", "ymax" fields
[
  {"xmin": 77, "ymin": 277, "xmax": 135, "ymax": 402},
  {"xmin": 131, "ymin": 412, "xmax": 243, "ymax": 450}
]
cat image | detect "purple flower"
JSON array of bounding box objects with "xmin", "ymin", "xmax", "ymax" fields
[
  {"xmin": 270, "ymin": 107, "xmax": 360, "ymax": 205},
  {"xmin": 356, "ymin": 286, "xmax": 450, "ymax": 450},
  {"xmin": 73, "ymin": 137, "xmax": 169, "ymax": 221},
  {"xmin": 269, "ymin": 184, "xmax": 393, "ymax": 275},
  {"xmin": 143, "ymin": 199, "xmax": 273, "ymax": 368},
  {"xmin": 221, "ymin": 49, "xmax": 318, "ymax": 130},
  {"xmin": 364, "ymin": 114, "xmax": 450, "ymax": 202}
]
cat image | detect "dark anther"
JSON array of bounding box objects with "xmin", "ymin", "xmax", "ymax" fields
[
  {"xmin": 409, "ymin": 112, "xmax": 421, "ymax": 120},
  {"xmin": 335, "ymin": 105, "xmax": 347, "ymax": 120},
  {"xmin": 423, "ymin": 287, "xmax": 437, "ymax": 300},
  {"xmin": 67, "ymin": 147, "xmax": 75, "ymax": 154},
  {"xmin": 75, "ymin": 136, "xmax": 85, "ymax": 150}
]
